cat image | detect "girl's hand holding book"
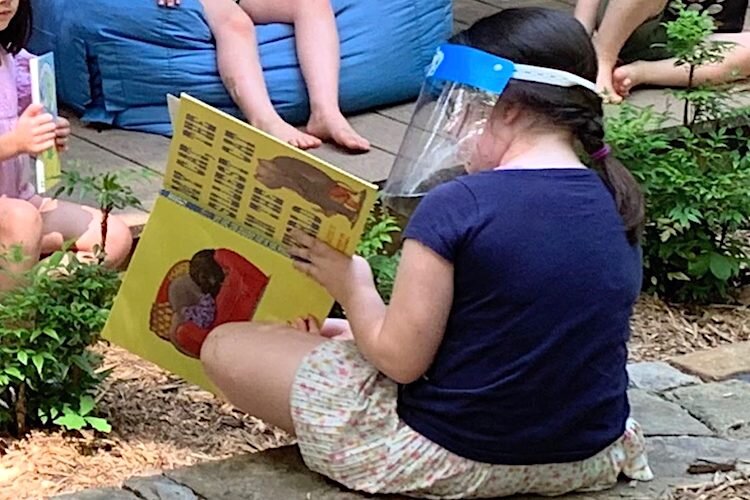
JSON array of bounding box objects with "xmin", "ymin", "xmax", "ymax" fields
[
  {"xmin": 12, "ymin": 104, "xmax": 56, "ymax": 156},
  {"xmin": 54, "ymin": 117, "xmax": 71, "ymax": 152},
  {"xmin": 288, "ymin": 229, "xmax": 374, "ymax": 306}
]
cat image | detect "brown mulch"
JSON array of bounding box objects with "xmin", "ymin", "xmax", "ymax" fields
[
  {"xmin": 671, "ymin": 473, "xmax": 750, "ymax": 499},
  {"xmin": 0, "ymin": 345, "xmax": 292, "ymax": 499},
  {"xmin": 0, "ymin": 296, "xmax": 748, "ymax": 499},
  {"xmin": 629, "ymin": 295, "xmax": 750, "ymax": 362}
]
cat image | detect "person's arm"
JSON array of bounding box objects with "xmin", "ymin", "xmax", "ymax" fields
[
  {"xmin": 574, "ymin": 0, "xmax": 602, "ymax": 35},
  {"xmin": 345, "ymin": 241, "xmax": 453, "ymax": 383},
  {"xmin": 290, "ymin": 236, "xmax": 452, "ymax": 384}
]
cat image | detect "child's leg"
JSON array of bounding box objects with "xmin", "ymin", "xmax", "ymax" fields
[
  {"xmin": 0, "ymin": 198, "xmax": 43, "ymax": 292},
  {"xmin": 238, "ymin": 0, "xmax": 370, "ymax": 152},
  {"xmin": 591, "ymin": 0, "xmax": 669, "ymax": 102},
  {"xmin": 200, "ymin": 321, "xmax": 327, "ymax": 433},
  {"xmin": 31, "ymin": 197, "xmax": 133, "ymax": 268},
  {"xmin": 614, "ymin": 33, "xmax": 750, "ymax": 95},
  {"xmin": 200, "ymin": 0, "xmax": 321, "ymax": 150}
]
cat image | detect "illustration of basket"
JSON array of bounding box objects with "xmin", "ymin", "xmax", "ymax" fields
[{"xmin": 149, "ymin": 260, "xmax": 190, "ymax": 339}]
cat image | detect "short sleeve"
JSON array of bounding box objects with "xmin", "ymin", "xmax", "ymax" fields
[
  {"xmin": 14, "ymin": 50, "xmax": 32, "ymax": 112},
  {"xmin": 402, "ymin": 180, "xmax": 478, "ymax": 263}
]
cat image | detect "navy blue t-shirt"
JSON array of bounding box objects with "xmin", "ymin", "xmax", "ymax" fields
[{"xmin": 398, "ymin": 168, "xmax": 642, "ymax": 465}]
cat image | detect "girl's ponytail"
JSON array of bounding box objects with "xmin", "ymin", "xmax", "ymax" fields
[{"xmin": 577, "ymin": 116, "xmax": 645, "ymax": 244}]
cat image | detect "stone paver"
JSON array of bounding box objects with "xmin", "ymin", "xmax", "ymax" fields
[
  {"xmin": 628, "ymin": 362, "xmax": 700, "ymax": 393},
  {"xmin": 628, "ymin": 390, "xmax": 713, "ymax": 437},
  {"xmin": 165, "ymin": 446, "xmax": 377, "ymax": 500},
  {"xmin": 670, "ymin": 341, "xmax": 750, "ymax": 382},
  {"xmin": 646, "ymin": 436, "xmax": 750, "ymax": 478},
  {"xmin": 667, "ymin": 380, "xmax": 750, "ymax": 439},
  {"xmin": 124, "ymin": 475, "xmax": 200, "ymax": 500},
  {"xmin": 55, "ymin": 488, "xmax": 140, "ymax": 500}
]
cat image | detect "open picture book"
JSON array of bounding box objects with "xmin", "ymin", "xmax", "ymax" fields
[
  {"xmin": 102, "ymin": 93, "xmax": 378, "ymax": 393},
  {"xmin": 29, "ymin": 52, "xmax": 61, "ymax": 193}
]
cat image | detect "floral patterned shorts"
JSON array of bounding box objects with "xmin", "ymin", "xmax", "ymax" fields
[{"xmin": 290, "ymin": 341, "xmax": 654, "ymax": 499}]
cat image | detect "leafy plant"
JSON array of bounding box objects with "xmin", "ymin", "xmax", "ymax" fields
[
  {"xmin": 55, "ymin": 169, "xmax": 149, "ymax": 263},
  {"xmin": 0, "ymin": 169, "xmax": 147, "ymax": 434},
  {"xmin": 357, "ymin": 204, "xmax": 402, "ymax": 303},
  {"xmin": 329, "ymin": 203, "xmax": 402, "ymax": 318},
  {"xmin": 605, "ymin": 1, "xmax": 750, "ymax": 302},
  {"xmin": 0, "ymin": 246, "xmax": 120, "ymax": 434}
]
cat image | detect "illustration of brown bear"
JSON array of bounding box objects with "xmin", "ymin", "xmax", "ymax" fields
[{"xmin": 255, "ymin": 156, "xmax": 365, "ymax": 225}]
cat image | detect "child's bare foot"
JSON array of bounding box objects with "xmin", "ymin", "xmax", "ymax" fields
[
  {"xmin": 258, "ymin": 118, "xmax": 322, "ymax": 150},
  {"xmin": 307, "ymin": 111, "xmax": 370, "ymax": 153},
  {"xmin": 596, "ymin": 62, "xmax": 625, "ymax": 104},
  {"xmin": 613, "ymin": 63, "xmax": 643, "ymax": 99}
]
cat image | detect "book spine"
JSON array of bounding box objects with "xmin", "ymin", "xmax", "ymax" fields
[{"xmin": 29, "ymin": 56, "xmax": 44, "ymax": 194}]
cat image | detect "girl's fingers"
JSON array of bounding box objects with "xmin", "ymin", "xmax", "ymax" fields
[
  {"xmin": 35, "ymin": 139, "xmax": 56, "ymax": 153},
  {"xmin": 289, "ymin": 317, "xmax": 308, "ymax": 331},
  {"xmin": 36, "ymin": 132, "xmax": 57, "ymax": 144},
  {"xmin": 289, "ymin": 228, "xmax": 315, "ymax": 248},
  {"xmin": 56, "ymin": 125, "xmax": 71, "ymax": 138},
  {"xmin": 287, "ymin": 245, "xmax": 311, "ymax": 262},
  {"xmin": 32, "ymin": 113, "xmax": 55, "ymax": 127},
  {"xmin": 292, "ymin": 259, "xmax": 319, "ymax": 282},
  {"xmin": 33, "ymin": 122, "xmax": 57, "ymax": 135},
  {"xmin": 306, "ymin": 315, "xmax": 321, "ymax": 334}
]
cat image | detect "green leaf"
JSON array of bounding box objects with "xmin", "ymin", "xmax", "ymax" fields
[
  {"xmin": 78, "ymin": 395, "xmax": 95, "ymax": 416},
  {"xmin": 709, "ymin": 253, "xmax": 734, "ymax": 281},
  {"xmin": 54, "ymin": 413, "xmax": 87, "ymax": 430},
  {"xmin": 17, "ymin": 351, "xmax": 28, "ymax": 365},
  {"xmin": 85, "ymin": 417, "xmax": 112, "ymax": 433},
  {"xmin": 4, "ymin": 366, "xmax": 23, "ymax": 380},
  {"xmin": 31, "ymin": 354, "xmax": 44, "ymax": 376},
  {"xmin": 43, "ymin": 329, "xmax": 60, "ymax": 342}
]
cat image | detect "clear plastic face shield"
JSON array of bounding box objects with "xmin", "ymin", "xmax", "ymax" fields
[{"xmin": 382, "ymin": 43, "xmax": 598, "ymax": 216}]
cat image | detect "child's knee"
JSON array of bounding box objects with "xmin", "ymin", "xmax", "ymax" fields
[
  {"xmin": 0, "ymin": 198, "xmax": 42, "ymax": 235},
  {"xmin": 223, "ymin": 8, "xmax": 254, "ymax": 34},
  {"xmin": 293, "ymin": 0, "xmax": 332, "ymax": 10},
  {"xmin": 200, "ymin": 324, "xmax": 236, "ymax": 375}
]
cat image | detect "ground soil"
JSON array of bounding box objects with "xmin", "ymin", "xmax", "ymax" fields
[{"xmin": 0, "ymin": 296, "xmax": 748, "ymax": 499}]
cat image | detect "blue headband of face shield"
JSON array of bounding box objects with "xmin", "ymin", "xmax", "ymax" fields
[{"xmin": 427, "ymin": 43, "xmax": 598, "ymax": 95}]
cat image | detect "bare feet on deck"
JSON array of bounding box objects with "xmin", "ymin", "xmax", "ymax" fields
[
  {"xmin": 307, "ymin": 111, "xmax": 371, "ymax": 153},
  {"xmin": 259, "ymin": 117, "xmax": 322, "ymax": 150},
  {"xmin": 596, "ymin": 60, "xmax": 625, "ymax": 104},
  {"xmin": 613, "ymin": 63, "xmax": 644, "ymax": 99}
]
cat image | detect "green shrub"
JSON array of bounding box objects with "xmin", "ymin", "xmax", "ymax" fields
[
  {"xmin": 0, "ymin": 249, "xmax": 120, "ymax": 434},
  {"xmin": 605, "ymin": 1, "xmax": 750, "ymax": 302},
  {"xmin": 357, "ymin": 204, "xmax": 402, "ymax": 303},
  {"xmin": 0, "ymin": 169, "xmax": 147, "ymax": 435}
]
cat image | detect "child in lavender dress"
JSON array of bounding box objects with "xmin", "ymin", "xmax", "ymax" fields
[{"xmin": 0, "ymin": 0, "xmax": 133, "ymax": 290}]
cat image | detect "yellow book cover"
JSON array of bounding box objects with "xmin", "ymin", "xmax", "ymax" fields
[{"xmin": 102, "ymin": 94, "xmax": 377, "ymax": 393}]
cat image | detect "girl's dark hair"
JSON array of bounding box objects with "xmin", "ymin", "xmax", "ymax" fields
[
  {"xmin": 189, "ymin": 250, "xmax": 225, "ymax": 297},
  {"xmin": 0, "ymin": 0, "xmax": 32, "ymax": 55},
  {"xmin": 453, "ymin": 8, "xmax": 645, "ymax": 243}
]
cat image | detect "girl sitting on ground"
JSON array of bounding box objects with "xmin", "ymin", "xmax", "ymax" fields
[
  {"xmin": 0, "ymin": 0, "xmax": 133, "ymax": 291},
  {"xmin": 197, "ymin": 8, "xmax": 653, "ymax": 498}
]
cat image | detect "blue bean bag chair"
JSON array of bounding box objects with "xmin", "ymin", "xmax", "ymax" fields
[{"xmin": 29, "ymin": 0, "xmax": 452, "ymax": 135}]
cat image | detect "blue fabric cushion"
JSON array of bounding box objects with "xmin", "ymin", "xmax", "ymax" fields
[{"xmin": 29, "ymin": 0, "xmax": 452, "ymax": 135}]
